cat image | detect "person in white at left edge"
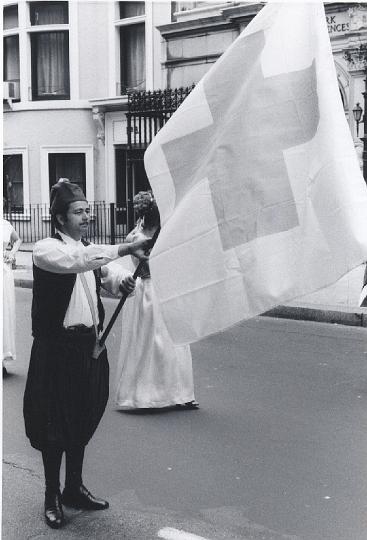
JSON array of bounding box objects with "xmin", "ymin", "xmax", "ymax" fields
[
  {"xmin": 23, "ymin": 179, "xmax": 150, "ymax": 530},
  {"xmin": 3, "ymin": 211, "xmax": 22, "ymax": 375}
]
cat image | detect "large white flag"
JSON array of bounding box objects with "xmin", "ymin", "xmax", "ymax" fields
[{"xmin": 144, "ymin": 1, "xmax": 367, "ymax": 345}]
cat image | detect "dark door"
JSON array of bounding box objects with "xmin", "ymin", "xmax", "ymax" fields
[{"xmin": 115, "ymin": 147, "xmax": 150, "ymax": 232}]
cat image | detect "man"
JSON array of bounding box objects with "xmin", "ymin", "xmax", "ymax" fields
[{"xmin": 23, "ymin": 179, "xmax": 148, "ymax": 529}]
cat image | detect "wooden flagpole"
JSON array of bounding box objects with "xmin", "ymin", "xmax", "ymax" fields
[{"xmin": 95, "ymin": 226, "xmax": 161, "ymax": 354}]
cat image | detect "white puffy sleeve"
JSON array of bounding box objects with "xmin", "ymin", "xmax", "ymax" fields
[
  {"xmin": 33, "ymin": 238, "xmax": 120, "ymax": 274},
  {"xmin": 101, "ymin": 260, "xmax": 135, "ymax": 297}
]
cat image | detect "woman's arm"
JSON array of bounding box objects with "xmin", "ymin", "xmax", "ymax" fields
[{"xmin": 4, "ymin": 228, "xmax": 22, "ymax": 265}]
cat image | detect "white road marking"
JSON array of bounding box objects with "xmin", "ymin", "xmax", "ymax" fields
[{"xmin": 157, "ymin": 527, "xmax": 211, "ymax": 540}]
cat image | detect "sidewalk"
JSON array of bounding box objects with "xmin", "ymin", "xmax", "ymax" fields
[{"xmin": 13, "ymin": 248, "xmax": 367, "ymax": 327}]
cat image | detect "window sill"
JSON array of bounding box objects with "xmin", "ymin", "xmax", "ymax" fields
[
  {"xmin": 114, "ymin": 15, "xmax": 145, "ymax": 26},
  {"xmin": 4, "ymin": 213, "xmax": 31, "ymax": 222},
  {"xmin": 32, "ymin": 95, "xmax": 70, "ymax": 101},
  {"xmin": 3, "ymin": 99, "xmax": 92, "ymax": 111}
]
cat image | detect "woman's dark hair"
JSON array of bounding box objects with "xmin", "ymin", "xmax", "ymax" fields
[{"xmin": 133, "ymin": 191, "xmax": 160, "ymax": 226}]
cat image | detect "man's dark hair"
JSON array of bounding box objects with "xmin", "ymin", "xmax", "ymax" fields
[{"xmin": 51, "ymin": 209, "xmax": 68, "ymax": 232}]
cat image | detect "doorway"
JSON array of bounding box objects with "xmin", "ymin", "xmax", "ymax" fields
[{"xmin": 115, "ymin": 146, "xmax": 150, "ymax": 232}]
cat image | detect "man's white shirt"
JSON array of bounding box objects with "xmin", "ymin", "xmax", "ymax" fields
[{"xmin": 33, "ymin": 232, "xmax": 120, "ymax": 328}]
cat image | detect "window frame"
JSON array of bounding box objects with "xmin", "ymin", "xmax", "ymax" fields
[
  {"xmin": 40, "ymin": 145, "xmax": 94, "ymax": 209},
  {"xmin": 3, "ymin": 4, "xmax": 19, "ymax": 30},
  {"xmin": 119, "ymin": 22, "xmax": 146, "ymax": 94},
  {"xmin": 29, "ymin": 1, "xmax": 69, "ymax": 26},
  {"xmin": 48, "ymin": 152, "xmax": 87, "ymax": 194},
  {"xmin": 113, "ymin": 1, "xmax": 147, "ymax": 96},
  {"xmin": 3, "ymin": 1, "xmax": 81, "ymax": 108},
  {"xmin": 30, "ymin": 29, "xmax": 70, "ymax": 101},
  {"xmin": 27, "ymin": 2, "xmax": 71, "ymax": 102},
  {"xmin": 119, "ymin": 1, "xmax": 145, "ymax": 20},
  {"xmin": 3, "ymin": 33, "xmax": 20, "ymax": 81},
  {"xmin": 3, "ymin": 6, "xmax": 21, "ymax": 101}
]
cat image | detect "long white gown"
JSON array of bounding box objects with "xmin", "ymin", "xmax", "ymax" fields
[
  {"xmin": 3, "ymin": 219, "xmax": 16, "ymax": 363},
  {"xmin": 112, "ymin": 224, "xmax": 196, "ymax": 409}
]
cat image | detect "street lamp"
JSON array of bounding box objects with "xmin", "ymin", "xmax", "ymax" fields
[
  {"xmin": 353, "ymin": 102, "xmax": 363, "ymax": 136},
  {"xmin": 344, "ymin": 44, "xmax": 367, "ymax": 184}
]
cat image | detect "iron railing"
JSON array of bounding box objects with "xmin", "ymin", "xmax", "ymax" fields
[
  {"xmin": 5, "ymin": 203, "xmax": 129, "ymax": 245},
  {"xmin": 127, "ymin": 86, "xmax": 195, "ymax": 148}
]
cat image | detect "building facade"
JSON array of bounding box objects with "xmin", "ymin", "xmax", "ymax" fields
[{"xmin": 3, "ymin": 1, "xmax": 367, "ymax": 241}]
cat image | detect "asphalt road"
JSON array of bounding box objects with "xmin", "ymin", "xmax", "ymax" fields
[{"xmin": 3, "ymin": 288, "xmax": 367, "ymax": 540}]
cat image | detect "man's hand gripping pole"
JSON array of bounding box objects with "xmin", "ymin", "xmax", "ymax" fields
[{"xmin": 92, "ymin": 227, "xmax": 160, "ymax": 360}]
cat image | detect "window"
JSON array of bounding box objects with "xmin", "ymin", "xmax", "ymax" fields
[
  {"xmin": 3, "ymin": 155, "xmax": 24, "ymax": 212},
  {"xmin": 3, "ymin": 2, "xmax": 76, "ymax": 104},
  {"xmin": 115, "ymin": 148, "xmax": 150, "ymax": 229},
  {"xmin": 171, "ymin": 1, "xmax": 226, "ymax": 21},
  {"xmin": 30, "ymin": 1, "xmax": 69, "ymax": 25},
  {"xmin": 41, "ymin": 146, "xmax": 93, "ymax": 205},
  {"xmin": 118, "ymin": 2, "xmax": 146, "ymax": 94},
  {"xmin": 3, "ymin": 5, "xmax": 20, "ymax": 100},
  {"xmin": 4, "ymin": 35, "xmax": 20, "ymax": 83},
  {"xmin": 3, "ymin": 5, "xmax": 19, "ymax": 29},
  {"xmin": 48, "ymin": 153, "xmax": 86, "ymax": 194},
  {"xmin": 31, "ymin": 32, "xmax": 70, "ymax": 100},
  {"xmin": 171, "ymin": 1, "xmax": 208, "ymax": 15},
  {"xmin": 119, "ymin": 1, "xmax": 145, "ymax": 18},
  {"xmin": 30, "ymin": 2, "xmax": 70, "ymax": 101},
  {"xmin": 120, "ymin": 24, "xmax": 145, "ymax": 93}
]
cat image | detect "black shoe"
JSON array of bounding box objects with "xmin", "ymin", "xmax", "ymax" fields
[
  {"xmin": 44, "ymin": 491, "xmax": 64, "ymax": 529},
  {"xmin": 62, "ymin": 484, "xmax": 109, "ymax": 510},
  {"xmin": 176, "ymin": 400, "xmax": 200, "ymax": 410}
]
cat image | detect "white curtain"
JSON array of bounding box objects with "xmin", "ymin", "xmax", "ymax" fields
[
  {"xmin": 36, "ymin": 32, "xmax": 69, "ymax": 96},
  {"xmin": 121, "ymin": 24, "xmax": 145, "ymax": 91}
]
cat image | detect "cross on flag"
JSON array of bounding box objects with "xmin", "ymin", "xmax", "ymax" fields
[
  {"xmin": 162, "ymin": 31, "xmax": 319, "ymax": 249},
  {"xmin": 145, "ymin": 1, "xmax": 367, "ymax": 345}
]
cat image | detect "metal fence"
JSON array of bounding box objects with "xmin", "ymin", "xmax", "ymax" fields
[
  {"xmin": 127, "ymin": 86, "xmax": 195, "ymax": 149},
  {"xmin": 5, "ymin": 203, "xmax": 129, "ymax": 245}
]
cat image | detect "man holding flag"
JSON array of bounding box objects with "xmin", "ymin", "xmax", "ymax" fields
[{"xmin": 145, "ymin": 1, "xmax": 367, "ymax": 346}]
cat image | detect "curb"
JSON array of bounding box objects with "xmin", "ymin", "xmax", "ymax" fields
[
  {"xmin": 15, "ymin": 278, "xmax": 33, "ymax": 289},
  {"xmin": 263, "ymin": 305, "xmax": 367, "ymax": 328},
  {"xmin": 15, "ymin": 277, "xmax": 367, "ymax": 328}
]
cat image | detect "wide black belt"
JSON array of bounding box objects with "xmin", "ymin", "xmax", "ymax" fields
[{"xmin": 64, "ymin": 324, "xmax": 94, "ymax": 334}]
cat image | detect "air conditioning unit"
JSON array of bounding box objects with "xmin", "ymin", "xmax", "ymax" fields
[{"xmin": 3, "ymin": 81, "xmax": 20, "ymax": 100}]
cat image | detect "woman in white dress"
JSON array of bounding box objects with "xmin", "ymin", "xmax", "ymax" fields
[
  {"xmin": 3, "ymin": 217, "xmax": 22, "ymax": 373},
  {"xmin": 105, "ymin": 191, "xmax": 198, "ymax": 410}
]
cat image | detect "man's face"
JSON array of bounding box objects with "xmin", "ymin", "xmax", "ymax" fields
[{"xmin": 58, "ymin": 201, "xmax": 90, "ymax": 240}]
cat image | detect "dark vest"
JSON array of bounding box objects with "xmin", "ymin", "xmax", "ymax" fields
[{"xmin": 31, "ymin": 235, "xmax": 105, "ymax": 338}]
